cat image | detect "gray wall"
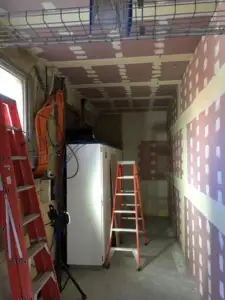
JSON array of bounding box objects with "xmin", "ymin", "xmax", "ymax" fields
[{"xmin": 122, "ymin": 111, "xmax": 169, "ymax": 216}]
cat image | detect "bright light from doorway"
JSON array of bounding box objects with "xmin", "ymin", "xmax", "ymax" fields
[{"xmin": 0, "ymin": 66, "xmax": 24, "ymax": 128}]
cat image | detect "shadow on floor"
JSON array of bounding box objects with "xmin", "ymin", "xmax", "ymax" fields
[
  {"xmin": 141, "ymin": 238, "xmax": 175, "ymax": 269},
  {"xmin": 62, "ymin": 217, "xmax": 200, "ymax": 300}
]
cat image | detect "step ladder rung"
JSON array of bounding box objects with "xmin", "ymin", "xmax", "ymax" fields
[
  {"xmin": 122, "ymin": 204, "xmax": 140, "ymax": 207},
  {"xmin": 122, "ymin": 217, "xmax": 142, "ymax": 220},
  {"xmin": 6, "ymin": 125, "xmax": 21, "ymax": 131},
  {"xmin": 23, "ymin": 213, "xmax": 40, "ymax": 226},
  {"xmin": 118, "ymin": 176, "xmax": 134, "ymax": 179},
  {"xmin": 27, "ymin": 241, "xmax": 46, "ymax": 260},
  {"xmin": 116, "ymin": 193, "xmax": 135, "ymax": 196},
  {"xmin": 118, "ymin": 161, "xmax": 135, "ymax": 165},
  {"xmin": 33, "ymin": 271, "xmax": 53, "ymax": 297},
  {"xmin": 112, "ymin": 228, "xmax": 142, "ymax": 232},
  {"xmin": 12, "ymin": 156, "xmax": 27, "ymax": 160},
  {"xmin": 17, "ymin": 185, "xmax": 33, "ymax": 192},
  {"xmin": 114, "ymin": 210, "xmax": 135, "ymax": 214},
  {"xmin": 112, "ymin": 247, "xmax": 135, "ymax": 252}
]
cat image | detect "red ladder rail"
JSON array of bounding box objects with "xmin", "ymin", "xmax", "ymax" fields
[{"xmin": 0, "ymin": 95, "xmax": 60, "ymax": 299}]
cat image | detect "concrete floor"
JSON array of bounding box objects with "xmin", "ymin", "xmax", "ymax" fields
[{"xmin": 62, "ymin": 218, "xmax": 200, "ymax": 300}]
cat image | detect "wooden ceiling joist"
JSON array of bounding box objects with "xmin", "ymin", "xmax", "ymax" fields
[
  {"xmin": 46, "ymin": 54, "xmax": 192, "ymax": 68},
  {"xmin": 71, "ymin": 80, "xmax": 181, "ymax": 89}
]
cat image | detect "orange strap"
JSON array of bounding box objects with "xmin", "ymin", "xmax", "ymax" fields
[{"xmin": 34, "ymin": 89, "xmax": 64, "ymax": 177}]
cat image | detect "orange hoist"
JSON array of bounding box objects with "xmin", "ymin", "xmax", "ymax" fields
[{"xmin": 34, "ymin": 89, "xmax": 64, "ymax": 177}]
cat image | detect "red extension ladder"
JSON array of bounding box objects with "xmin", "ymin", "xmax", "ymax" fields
[
  {"xmin": 105, "ymin": 161, "xmax": 148, "ymax": 271},
  {"xmin": 0, "ymin": 95, "xmax": 60, "ymax": 299}
]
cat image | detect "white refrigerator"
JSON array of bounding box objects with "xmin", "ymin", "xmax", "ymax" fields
[{"xmin": 66, "ymin": 143, "xmax": 122, "ymax": 266}]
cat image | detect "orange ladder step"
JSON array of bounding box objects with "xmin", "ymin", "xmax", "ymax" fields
[{"xmin": 105, "ymin": 160, "xmax": 149, "ymax": 271}]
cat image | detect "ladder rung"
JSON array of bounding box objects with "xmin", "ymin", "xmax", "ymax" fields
[
  {"xmin": 118, "ymin": 161, "xmax": 135, "ymax": 165},
  {"xmin": 33, "ymin": 271, "xmax": 53, "ymax": 297},
  {"xmin": 6, "ymin": 125, "xmax": 21, "ymax": 131},
  {"xmin": 23, "ymin": 213, "xmax": 40, "ymax": 226},
  {"xmin": 122, "ymin": 217, "xmax": 142, "ymax": 220},
  {"xmin": 112, "ymin": 247, "xmax": 135, "ymax": 252},
  {"xmin": 12, "ymin": 156, "xmax": 27, "ymax": 160},
  {"xmin": 118, "ymin": 176, "xmax": 134, "ymax": 179},
  {"xmin": 114, "ymin": 210, "xmax": 135, "ymax": 214},
  {"xmin": 112, "ymin": 228, "xmax": 142, "ymax": 232},
  {"xmin": 116, "ymin": 193, "xmax": 135, "ymax": 196},
  {"xmin": 27, "ymin": 241, "xmax": 46, "ymax": 260},
  {"xmin": 17, "ymin": 185, "xmax": 33, "ymax": 192},
  {"xmin": 122, "ymin": 204, "xmax": 139, "ymax": 207}
]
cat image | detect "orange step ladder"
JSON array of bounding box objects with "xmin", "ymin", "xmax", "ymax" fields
[
  {"xmin": 105, "ymin": 160, "xmax": 149, "ymax": 271},
  {"xmin": 0, "ymin": 95, "xmax": 60, "ymax": 299}
]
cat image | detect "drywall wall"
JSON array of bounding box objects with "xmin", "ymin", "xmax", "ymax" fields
[
  {"xmin": 170, "ymin": 5, "xmax": 225, "ymax": 299},
  {"xmin": 122, "ymin": 111, "xmax": 169, "ymax": 216},
  {"xmin": 94, "ymin": 113, "xmax": 122, "ymax": 149}
]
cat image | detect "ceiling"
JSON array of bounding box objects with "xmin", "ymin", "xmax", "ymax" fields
[
  {"xmin": 0, "ymin": 0, "xmax": 217, "ymax": 113},
  {"xmin": 38, "ymin": 37, "xmax": 198, "ymax": 113}
]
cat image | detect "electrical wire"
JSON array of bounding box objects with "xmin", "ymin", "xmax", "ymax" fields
[
  {"xmin": 66, "ymin": 144, "xmax": 80, "ymax": 179},
  {"xmin": 66, "ymin": 143, "xmax": 87, "ymax": 162},
  {"xmin": 66, "ymin": 144, "xmax": 80, "ymax": 162},
  {"xmin": 20, "ymin": 128, "xmax": 51, "ymax": 158},
  {"xmin": 26, "ymin": 131, "xmax": 59, "ymax": 161},
  {"xmin": 46, "ymin": 111, "xmax": 64, "ymax": 154},
  {"xmin": 66, "ymin": 144, "xmax": 86, "ymax": 179}
]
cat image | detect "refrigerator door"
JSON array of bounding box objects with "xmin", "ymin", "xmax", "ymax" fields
[{"xmin": 67, "ymin": 144, "xmax": 104, "ymax": 266}]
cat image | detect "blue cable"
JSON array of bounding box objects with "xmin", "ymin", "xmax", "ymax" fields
[
  {"xmin": 127, "ymin": 0, "xmax": 133, "ymax": 36},
  {"xmin": 90, "ymin": 0, "xmax": 94, "ymax": 35}
]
